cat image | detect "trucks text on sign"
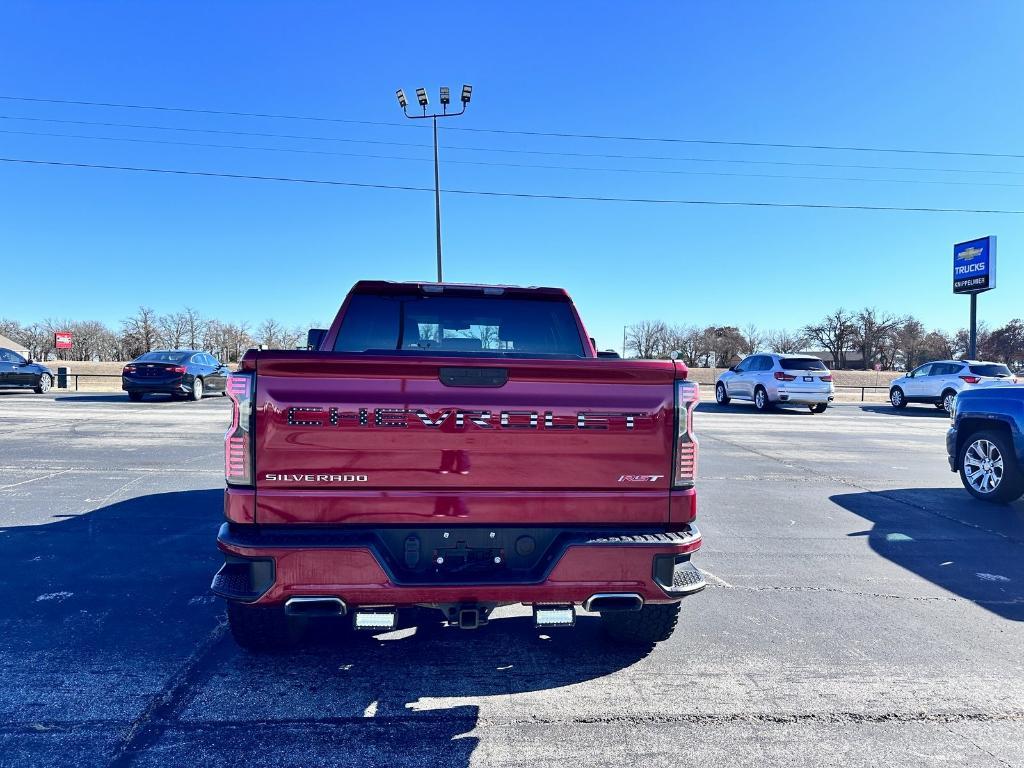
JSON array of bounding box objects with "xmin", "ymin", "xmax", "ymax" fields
[{"xmin": 953, "ymin": 236, "xmax": 996, "ymax": 294}]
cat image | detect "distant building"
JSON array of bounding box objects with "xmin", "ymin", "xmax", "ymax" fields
[
  {"xmin": 0, "ymin": 332, "xmax": 29, "ymax": 357},
  {"xmin": 799, "ymin": 350, "xmax": 865, "ymax": 368}
]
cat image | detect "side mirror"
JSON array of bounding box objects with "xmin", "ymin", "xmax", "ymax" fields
[
  {"xmin": 728, "ymin": 366, "xmax": 738, "ymax": 373},
  {"xmin": 306, "ymin": 328, "xmax": 328, "ymax": 351}
]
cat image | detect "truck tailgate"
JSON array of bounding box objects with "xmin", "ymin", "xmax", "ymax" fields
[{"xmin": 252, "ymin": 354, "xmax": 681, "ymax": 525}]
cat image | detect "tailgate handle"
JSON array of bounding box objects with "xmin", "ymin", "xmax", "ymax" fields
[{"xmin": 439, "ymin": 367, "xmax": 509, "ymax": 388}]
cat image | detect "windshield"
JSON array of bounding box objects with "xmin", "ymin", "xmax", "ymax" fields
[
  {"xmin": 135, "ymin": 351, "xmax": 190, "ymax": 364},
  {"xmin": 969, "ymin": 364, "xmax": 1013, "ymax": 377},
  {"xmin": 334, "ymin": 294, "xmax": 586, "ymax": 357},
  {"xmin": 779, "ymin": 357, "xmax": 828, "ymax": 371}
]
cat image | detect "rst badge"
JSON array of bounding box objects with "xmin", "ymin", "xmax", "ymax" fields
[{"xmin": 617, "ymin": 474, "xmax": 664, "ymax": 483}]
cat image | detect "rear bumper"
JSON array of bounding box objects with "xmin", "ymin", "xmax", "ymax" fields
[
  {"xmin": 774, "ymin": 389, "xmax": 834, "ymax": 405},
  {"xmin": 122, "ymin": 375, "xmax": 191, "ymax": 394},
  {"xmin": 212, "ymin": 522, "xmax": 704, "ymax": 607}
]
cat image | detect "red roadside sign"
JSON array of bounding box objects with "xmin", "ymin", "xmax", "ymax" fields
[{"xmin": 54, "ymin": 331, "xmax": 73, "ymax": 350}]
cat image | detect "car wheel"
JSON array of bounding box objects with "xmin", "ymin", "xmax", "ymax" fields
[
  {"xmin": 227, "ymin": 602, "xmax": 299, "ymax": 651},
  {"xmin": 890, "ymin": 387, "xmax": 907, "ymax": 409},
  {"xmin": 810, "ymin": 403, "xmax": 828, "ymax": 414},
  {"xmin": 941, "ymin": 390, "xmax": 957, "ymax": 414},
  {"xmin": 753, "ymin": 386, "xmax": 772, "ymax": 412},
  {"xmin": 715, "ymin": 382, "xmax": 730, "ymax": 405},
  {"xmin": 128, "ymin": 392, "xmax": 144, "ymax": 402},
  {"xmin": 189, "ymin": 378, "xmax": 204, "ymax": 401},
  {"xmin": 958, "ymin": 430, "xmax": 1024, "ymax": 503},
  {"xmin": 34, "ymin": 373, "xmax": 51, "ymax": 394},
  {"xmin": 601, "ymin": 602, "xmax": 680, "ymax": 645}
]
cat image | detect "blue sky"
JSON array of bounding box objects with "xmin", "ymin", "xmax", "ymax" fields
[{"xmin": 1, "ymin": 1, "xmax": 1022, "ymax": 352}]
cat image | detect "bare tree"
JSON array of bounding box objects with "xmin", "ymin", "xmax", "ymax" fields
[
  {"xmin": 740, "ymin": 323, "xmax": 763, "ymax": 355},
  {"xmin": 803, "ymin": 309, "xmax": 856, "ymax": 369},
  {"xmin": 626, "ymin": 321, "xmax": 669, "ymax": 359},
  {"xmin": 852, "ymin": 308, "xmax": 900, "ymax": 370},
  {"xmin": 121, "ymin": 306, "xmax": 159, "ymax": 358},
  {"xmin": 157, "ymin": 312, "xmax": 188, "ymax": 349},
  {"xmin": 765, "ymin": 328, "xmax": 806, "ymax": 354},
  {"xmin": 182, "ymin": 307, "xmax": 207, "ymax": 350}
]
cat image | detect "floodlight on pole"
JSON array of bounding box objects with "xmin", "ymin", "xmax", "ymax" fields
[{"xmin": 394, "ymin": 82, "xmax": 474, "ymax": 283}]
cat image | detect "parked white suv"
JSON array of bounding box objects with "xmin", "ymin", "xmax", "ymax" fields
[
  {"xmin": 889, "ymin": 360, "xmax": 1018, "ymax": 413},
  {"xmin": 715, "ymin": 354, "xmax": 835, "ymax": 413}
]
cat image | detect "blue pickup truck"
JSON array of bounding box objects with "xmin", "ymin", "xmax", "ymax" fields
[{"xmin": 947, "ymin": 386, "xmax": 1024, "ymax": 503}]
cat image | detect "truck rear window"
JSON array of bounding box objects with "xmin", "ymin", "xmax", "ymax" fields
[
  {"xmin": 334, "ymin": 294, "xmax": 586, "ymax": 357},
  {"xmin": 968, "ymin": 364, "xmax": 1012, "ymax": 377},
  {"xmin": 779, "ymin": 357, "xmax": 828, "ymax": 371}
]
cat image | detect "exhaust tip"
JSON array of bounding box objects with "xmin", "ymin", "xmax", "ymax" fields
[
  {"xmin": 534, "ymin": 605, "xmax": 575, "ymax": 628},
  {"xmin": 582, "ymin": 593, "xmax": 643, "ymax": 612},
  {"xmin": 284, "ymin": 596, "xmax": 347, "ymax": 617},
  {"xmin": 353, "ymin": 609, "xmax": 398, "ymax": 631}
]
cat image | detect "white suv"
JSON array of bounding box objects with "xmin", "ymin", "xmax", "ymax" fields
[
  {"xmin": 889, "ymin": 360, "xmax": 1018, "ymax": 413},
  {"xmin": 715, "ymin": 354, "xmax": 835, "ymax": 413}
]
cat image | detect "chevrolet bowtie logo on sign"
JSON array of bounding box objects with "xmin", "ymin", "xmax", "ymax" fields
[
  {"xmin": 956, "ymin": 246, "xmax": 984, "ymax": 262},
  {"xmin": 953, "ymin": 236, "xmax": 996, "ymax": 295}
]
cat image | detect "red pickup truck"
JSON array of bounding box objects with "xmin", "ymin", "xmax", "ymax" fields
[{"xmin": 212, "ymin": 280, "xmax": 704, "ymax": 649}]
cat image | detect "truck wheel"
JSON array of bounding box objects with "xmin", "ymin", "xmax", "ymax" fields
[
  {"xmin": 958, "ymin": 430, "xmax": 1024, "ymax": 504},
  {"xmin": 890, "ymin": 387, "xmax": 907, "ymax": 409},
  {"xmin": 227, "ymin": 602, "xmax": 297, "ymax": 651},
  {"xmin": 601, "ymin": 602, "xmax": 680, "ymax": 645},
  {"xmin": 715, "ymin": 382, "xmax": 730, "ymax": 405},
  {"xmin": 753, "ymin": 386, "xmax": 772, "ymax": 412},
  {"xmin": 189, "ymin": 378, "xmax": 204, "ymax": 401}
]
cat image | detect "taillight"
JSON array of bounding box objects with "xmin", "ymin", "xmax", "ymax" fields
[
  {"xmin": 170, "ymin": 365, "xmax": 187, "ymax": 374},
  {"xmin": 960, "ymin": 375, "xmax": 981, "ymax": 384},
  {"xmin": 674, "ymin": 380, "xmax": 699, "ymax": 488},
  {"xmin": 774, "ymin": 371, "xmax": 796, "ymax": 381},
  {"xmin": 225, "ymin": 372, "xmax": 254, "ymax": 486},
  {"xmin": 122, "ymin": 365, "xmax": 136, "ymax": 374},
  {"xmin": 820, "ymin": 375, "xmax": 833, "ymax": 382}
]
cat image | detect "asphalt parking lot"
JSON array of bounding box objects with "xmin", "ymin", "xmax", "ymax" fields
[{"xmin": 1, "ymin": 392, "xmax": 1022, "ymax": 768}]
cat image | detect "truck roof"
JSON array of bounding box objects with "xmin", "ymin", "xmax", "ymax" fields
[{"xmin": 349, "ymin": 280, "xmax": 571, "ymax": 299}]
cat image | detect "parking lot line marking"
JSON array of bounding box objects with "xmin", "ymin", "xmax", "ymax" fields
[
  {"xmin": 700, "ymin": 568, "xmax": 734, "ymax": 588},
  {"xmin": 0, "ymin": 468, "xmax": 71, "ymax": 491}
]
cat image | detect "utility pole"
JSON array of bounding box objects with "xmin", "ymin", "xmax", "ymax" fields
[{"xmin": 396, "ymin": 84, "xmax": 473, "ymax": 283}]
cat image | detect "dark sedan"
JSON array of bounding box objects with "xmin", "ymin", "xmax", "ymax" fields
[
  {"xmin": 122, "ymin": 350, "xmax": 229, "ymax": 401},
  {"xmin": 0, "ymin": 347, "xmax": 53, "ymax": 393}
]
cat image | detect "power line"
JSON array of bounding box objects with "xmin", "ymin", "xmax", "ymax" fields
[
  {"xmin": 4, "ymin": 127, "xmax": 1024, "ymax": 189},
  {"xmin": 1, "ymin": 113, "xmax": 1021, "ymax": 177},
  {"xmin": 3, "ymin": 93, "xmax": 1022, "ymax": 160},
  {"xmin": 0, "ymin": 94, "xmax": 411, "ymax": 129},
  {"xmin": 2, "ymin": 156, "xmax": 1021, "ymax": 214}
]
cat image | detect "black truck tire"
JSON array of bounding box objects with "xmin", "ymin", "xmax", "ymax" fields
[
  {"xmin": 601, "ymin": 602, "xmax": 680, "ymax": 645},
  {"xmin": 958, "ymin": 429, "xmax": 1024, "ymax": 504},
  {"xmin": 227, "ymin": 602, "xmax": 297, "ymax": 651}
]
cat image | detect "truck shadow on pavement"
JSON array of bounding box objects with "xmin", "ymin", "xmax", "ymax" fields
[
  {"xmin": 831, "ymin": 487, "xmax": 1024, "ymax": 621},
  {"xmin": 0, "ymin": 489, "xmax": 652, "ymax": 767}
]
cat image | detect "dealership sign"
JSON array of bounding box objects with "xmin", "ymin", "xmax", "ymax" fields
[
  {"xmin": 54, "ymin": 331, "xmax": 73, "ymax": 349},
  {"xmin": 953, "ymin": 236, "xmax": 996, "ymax": 294}
]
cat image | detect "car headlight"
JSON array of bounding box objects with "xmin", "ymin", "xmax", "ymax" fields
[{"xmin": 949, "ymin": 395, "xmax": 957, "ymax": 422}]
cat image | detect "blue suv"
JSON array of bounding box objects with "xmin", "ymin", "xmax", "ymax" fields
[{"xmin": 947, "ymin": 386, "xmax": 1024, "ymax": 503}]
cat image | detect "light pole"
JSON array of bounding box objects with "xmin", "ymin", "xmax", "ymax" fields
[{"xmin": 396, "ymin": 84, "xmax": 473, "ymax": 283}]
